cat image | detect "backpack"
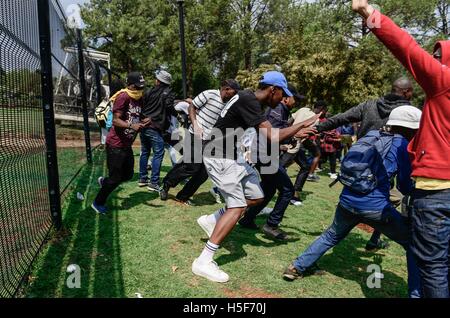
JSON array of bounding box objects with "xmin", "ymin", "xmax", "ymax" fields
[
  {"xmin": 94, "ymin": 99, "xmax": 112, "ymax": 129},
  {"xmin": 331, "ymin": 130, "xmax": 399, "ymax": 195}
]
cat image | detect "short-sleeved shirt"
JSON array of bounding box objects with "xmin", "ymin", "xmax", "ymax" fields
[
  {"xmin": 106, "ymin": 92, "xmax": 143, "ymax": 148},
  {"xmin": 204, "ymin": 90, "xmax": 266, "ymax": 159},
  {"xmin": 188, "ymin": 89, "xmax": 225, "ymax": 140}
]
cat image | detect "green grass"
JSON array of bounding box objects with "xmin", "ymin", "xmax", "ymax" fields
[{"xmin": 23, "ymin": 148, "xmax": 410, "ymax": 298}]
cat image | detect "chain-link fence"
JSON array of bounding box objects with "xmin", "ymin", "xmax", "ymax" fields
[{"xmin": 0, "ymin": 0, "xmax": 110, "ymax": 297}]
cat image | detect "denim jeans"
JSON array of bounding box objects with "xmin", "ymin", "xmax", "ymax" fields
[
  {"xmin": 139, "ymin": 128, "xmax": 165, "ymax": 185},
  {"xmin": 241, "ymin": 165, "xmax": 294, "ymax": 227},
  {"xmin": 293, "ymin": 203, "xmax": 422, "ymax": 298},
  {"xmin": 411, "ymin": 188, "xmax": 450, "ymax": 298},
  {"xmin": 280, "ymin": 149, "xmax": 310, "ymax": 193}
]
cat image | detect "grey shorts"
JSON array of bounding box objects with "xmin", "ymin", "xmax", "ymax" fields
[{"xmin": 203, "ymin": 157, "xmax": 264, "ymax": 208}]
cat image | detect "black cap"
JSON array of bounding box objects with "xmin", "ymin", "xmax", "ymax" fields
[
  {"xmin": 222, "ymin": 79, "xmax": 241, "ymax": 91},
  {"xmin": 288, "ymin": 84, "xmax": 305, "ymax": 101},
  {"xmin": 127, "ymin": 72, "xmax": 146, "ymax": 88}
]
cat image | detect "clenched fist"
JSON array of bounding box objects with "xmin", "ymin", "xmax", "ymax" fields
[{"xmin": 352, "ymin": 0, "xmax": 375, "ymax": 18}]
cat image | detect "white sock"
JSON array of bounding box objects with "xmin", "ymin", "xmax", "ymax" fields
[
  {"xmin": 206, "ymin": 207, "xmax": 226, "ymax": 224},
  {"xmin": 198, "ymin": 241, "xmax": 219, "ymax": 264}
]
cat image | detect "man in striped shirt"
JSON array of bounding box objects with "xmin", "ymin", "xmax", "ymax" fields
[{"xmin": 160, "ymin": 79, "xmax": 241, "ymax": 204}]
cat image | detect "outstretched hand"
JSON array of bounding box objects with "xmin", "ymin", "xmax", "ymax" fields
[
  {"xmin": 295, "ymin": 126, "xmax": 317, "ymax": 139},
  {"xmin": 352, "ymin": 0, "xmax": 375, "ymax": 18}
]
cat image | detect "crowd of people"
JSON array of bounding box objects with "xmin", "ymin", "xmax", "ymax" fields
[{"xmin": 90, "ymin": 0, "xmax": 450, "ymax": 298}]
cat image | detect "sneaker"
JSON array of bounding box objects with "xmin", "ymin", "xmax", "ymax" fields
[
  {"xmin": 175, "ymin": 198, "xmax": 195, "ymax": 206},
  {"xmin": 138, "ymin": 179, "xmax": 149, "ymax": 187},
  {"xmin": 91, "ymin": 202, "xmax": 107, "ymax": 215},
  {"xmin": 98, "ymin": 176, "xmax": 105, "ymax": 187},
  {"xmin": 329, "ymin": 173, "xmax": 338, "ymax": 180},
  {"xmin": 197, "ymin": 215, "xmax": 215, "ymax": 238},
  {"xmin": 315, "ymin": 168, "xmax": 323, "ymax": 172},
  {"xmin": 262, "ymin": 224, "xmax": 288, "ymax": 240},
  {"xmin": 160, "ymin": 183, "xmax": 170, "ymax": 201},
  {"xmin": 192, "ymin": 258, "xmax": 229, "ymax": 283},
  {"xmin": 307, "ymin": 174, "xmax": 320, "ymax": 182},
  {"xmin": 283, "ymin": 263, "xmax": 325, "ymax": 281},
  {"xmin": 283, "ymin": 264, "xmax": 303, "ymax": 281},
  {"xmin": 290, "ymin": 197, "xmax": 303, "ymax": 206},
  {"xmin": 238, "ymin": 219, "xmax": 259, "ymax": 230},
  {"xmin": 209, "ymin": 187, "xmax": 222, "ymax": 204},
  {"xmin": 365, "ymin": 239, "xmax": 390, "ymax": 251},
  {"xmin": 258, "ymin": 207, "xmax": 273, "ymax": 216},
  {"xmin": 147, "ymin": 183, "xmax": 161, "ymax": 193}
]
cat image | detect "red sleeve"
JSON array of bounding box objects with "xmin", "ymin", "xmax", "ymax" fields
[
  {"xmin": 369, "ymin": 11, "xmax": 450, "ymax": 97},
  {"xmin": 113, "ymin": 92, "xmax": 128, "ymax": 115}
]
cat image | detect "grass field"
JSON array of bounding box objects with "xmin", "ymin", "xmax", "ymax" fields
[{"xmin": 24, "ymin": 147, "xmax": 410, "ymax": 298}]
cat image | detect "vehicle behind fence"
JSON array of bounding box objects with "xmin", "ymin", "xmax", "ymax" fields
[{"xmin": 0, "ymin": 0, "xmax": 113, "ymax": 297}]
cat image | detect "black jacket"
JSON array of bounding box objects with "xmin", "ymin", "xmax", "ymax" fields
[
  {"xmin": 142, "ymin": 84, "xmax": 176, "ymax": 131},
  {"xmin": 316, "ymin": 94, "xmax": 412, "ymax": 139}
]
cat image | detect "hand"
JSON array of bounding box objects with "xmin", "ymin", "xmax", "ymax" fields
[
  {"xmin": 130, "ymin": 123, "xmax": 144, "ymax": 132},
  {"xmin": 141, "ymin": 117, "xmax": 152, "ymax": 127},
  {"xmin": 295, "ymin": 127, "xmax": 317, "ymax": 139},
  {"xmin": 185, "ymin": 98, "xmax": 193, "ymax": 104},
  {"xmin": 300, "ymin": 113, "xmax": 322, "ymax": 128},
  {"xmin": 352, "ymin": 0, "xmax": 375, "ymax": 18},
  {"xmin": 280, "ymin": 145, "xmax": 289, "ymax": 152},
  {"xmin": 193, "ymin": 122, "xmax": 203, "ymax": 138}
]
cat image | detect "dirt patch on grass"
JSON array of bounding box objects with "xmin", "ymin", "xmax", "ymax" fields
[
  {"xmin": 222, "ymin": 285, "xmax": 281, "ymax": 298},
  {"xmin": 356, "ymin": 223, "xmax": 374, "ymax": 233}
]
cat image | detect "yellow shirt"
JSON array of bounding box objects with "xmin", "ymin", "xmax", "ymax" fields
[{"xmin": 414, "ymin": 177, "xmax": 450, "ymax": 191}]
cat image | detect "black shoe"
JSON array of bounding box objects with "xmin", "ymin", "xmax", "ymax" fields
[
  {"xmin": 238, "ymin": 219, "xmax": 259, "ymax": 230},
  {"xmin": 365, "ymin": 239, "xmax": 390, "ymax": 251},
  {"xmin": 262, "ymin": 224, "xmax": 289, "ymax": 240},
  {"xmin": 160, "ymin": 183, "xmax": 170, "ymax": 201}
]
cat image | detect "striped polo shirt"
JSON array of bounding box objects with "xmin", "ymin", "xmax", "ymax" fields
[{"xmin": 189, "ymin": 89, "xmax": 225, "ymax": 140}]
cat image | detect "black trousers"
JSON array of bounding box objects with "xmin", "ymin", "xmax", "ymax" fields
[
  {"xmin": 320, "ymin": 151, "xmax": 337, "ymax": 174},
  {"xmin": 95, "ymin": 145, "xmax": 134, "ymax": 205},
  {"xmin": 280, "ymin": 149, "xmax": 310, "ymax": 192},
  {"xmin": 162, "ymin": 133, "xmax": 209, "ymax": 201}
]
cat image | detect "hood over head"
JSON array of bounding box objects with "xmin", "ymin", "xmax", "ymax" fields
[{"xmin": 434, "ymin": 40, "xmax": 450, "ymax": 66}]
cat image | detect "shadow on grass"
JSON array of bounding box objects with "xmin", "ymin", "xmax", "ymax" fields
[
  {"xmin": 26, "ymin": 150, "xmax": 125, "ymax": 298},
  {"xmin": 212, "ymin": 218, "xmax": 301, "ymax": 267},
  {"xmin": 317, "ymin": 233, "xmax": 409, "ymax": 298}
]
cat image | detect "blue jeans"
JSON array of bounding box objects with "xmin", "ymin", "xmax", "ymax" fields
[
  {"xmin": 293, "ymin": 203, "xmax": 422, "ymax": 298},
  {"xmin": 411, "ymin": 188, "xmax": 450, "ymax": 298},
  {"xmin": 139, "ymin": 128, "xmax": 165, "ymax": 185}
]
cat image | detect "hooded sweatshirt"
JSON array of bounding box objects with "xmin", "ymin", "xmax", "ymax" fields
[
  {"xmin": 316, "ymin": 94, "xmax": 411, "ymax": 139},
  {"xmin": 368, "ymin": 11, "xmax": 450, "ymax": 184}
]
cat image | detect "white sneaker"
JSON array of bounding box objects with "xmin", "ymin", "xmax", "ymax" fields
[
  {"xmin": 290, "ymin": 199, "xmax": 303, "ymax": 206},
  {"xmin": 258, "ymin": 207, "xmax": 273, "ymax": 216},
  {"xmin": 209, "ymin": 188, "xmax": 222, "ymax": 204},
  {"xmin": 192, "ymin": 258, "xmax": 229, "ymax": 283},
  {"xmin": 197, "ymin": 215, "xmax": 215, "ymax": 238},
  {"xmin": 329, "ymin": 173, "xmax": 338, "ymax": 180}
]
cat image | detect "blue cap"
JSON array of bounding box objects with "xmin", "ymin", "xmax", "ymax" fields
[{"xmin": 259, "ymin": 71, "xmax": 292, "ymax": 97}]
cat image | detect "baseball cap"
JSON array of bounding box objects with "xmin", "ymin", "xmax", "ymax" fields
[
  {"xmin": 222, "ymin": 79, "xmax": 241, "ymax": 91},
  {"xmin": 155, "ymin": 70, "xmax": 172, "ymax": 85},
  {"xmin": 259, "ymin": 71, "xmax": 292, "ymax": 97},
  {"xmin": 386, "ymin": 106, "xmax": 422, "ymax": 129},
  {"xmin": 288, "ymin": 84, "xmax": 305, "ymax": 101},
  {"xmin": 127, "ymin": 72, "xmax": 145, "ymax": 88}
]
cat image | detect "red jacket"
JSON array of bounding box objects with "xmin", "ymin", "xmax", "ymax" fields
[{"xmin": 369, "ymin": 11, "xmax": 450, "ymax": 180}]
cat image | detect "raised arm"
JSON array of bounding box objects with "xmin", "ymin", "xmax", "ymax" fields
[
  {"xmin": 352, "ymin": 0, "xmax": 449, "ymax": 97},
  {"xmin": 316, "ymin": 102, "xmax": 365, "ymax": 133}
]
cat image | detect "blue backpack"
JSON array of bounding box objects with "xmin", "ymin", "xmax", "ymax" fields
[{"xmin": 332, "ymin": 130, "xmax": 399, "ymax": 194}]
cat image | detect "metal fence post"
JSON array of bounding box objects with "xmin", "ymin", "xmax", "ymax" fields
[
  {"xmin": 76, "ymin": 28, "xmax": 92, "ymax": 164},
  {"xmin": 37, "ymin": 0, "xmax": 62, "ymax": 230}
]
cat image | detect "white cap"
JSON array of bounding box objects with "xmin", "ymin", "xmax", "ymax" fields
[
  {"xmin": 155, "ymin": 70, "xmax": 172, "ymax": 85},
  {"xmin": 386, "ymin": 106, "xmax": 422, "ymax": 129}
]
